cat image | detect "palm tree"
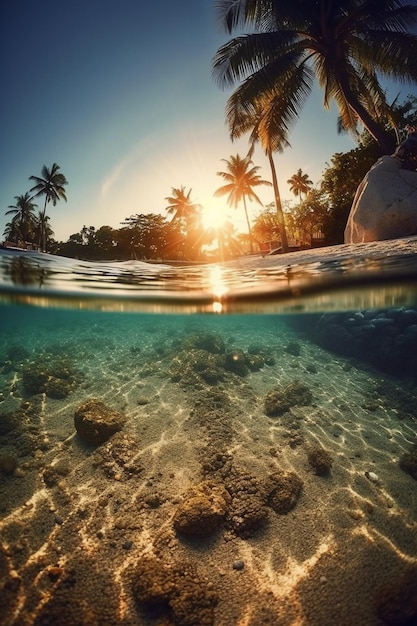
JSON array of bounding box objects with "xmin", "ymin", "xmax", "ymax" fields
[
  {"xmin": 215, "ymin": 154, "xmax": 271, "ymax": 253},
  {"xmin": 225, "ymin": 95, "xmax": 291, "ymax": 250},
  {"xmin": 34, "ymin": 212, "xmax": 54, "ymax": 250},
  {"xmin": 213, "ymin": 0, "xmax": 417, "ymax": 155},
  {"xmin": 165, "ymin": 186, "xmax": 200, "ymax": 223},
  {"xmin": 29, "ymin": 163, "xmax": 68, "ymax": 251},
  {"xmin": 5, "ymin": 193, "xmax": 38, "ymax": 244},
  {"xmin": 165, "ymin": 187, "xmax": 203, "ymax": 259},
  {"xmin": 287, "ymin": 169, "xmax": 313, "ymax": 205}
]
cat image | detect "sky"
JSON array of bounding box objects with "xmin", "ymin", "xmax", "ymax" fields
[{"xmin": 0, "ymin": 0, "xmax": 407, "ymax": 242}]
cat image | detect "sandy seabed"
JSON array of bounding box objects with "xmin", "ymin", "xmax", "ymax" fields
[{"xmin": 0, "ymin": 313, "xmax": 416, "ymax": 626}]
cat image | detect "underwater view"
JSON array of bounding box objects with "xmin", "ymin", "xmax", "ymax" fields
[{"xmin": 0, "ymin": 245, "xmax": 417, "ymax": 626}]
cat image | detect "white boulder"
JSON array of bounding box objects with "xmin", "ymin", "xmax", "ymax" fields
[{"xmin": 344, "ymin": 155, "xmax": 417, "ymax": 243}]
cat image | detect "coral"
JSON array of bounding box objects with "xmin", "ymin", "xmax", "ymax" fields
[
  {"xmin": 21, "ymin": 354, "xmax": 78, "ymax": 398},
  {"xmin": 180, "ymin": 331, "xmax": 226, "ymax": 354},
  {"xmin": 307, "ymin": 446, "xmax": 333, "ymax": 475},
  {"xmin": 74, "ymin": 399, "xmax": 126, "ymax": 445},
  {"xmin": 225, "ymin": 470, "xmax": 268, "ymax": 537},
  {"xmin": 264, "ymin": 380, "xmax": 313, "ymax": 416},
  {"xmin": 265, "ymin": 470, "xmax": 303, "ymax": 514},
  {"xmin": 224, "ymin": 349, "xmax": 249, "ymax": 376},
  {"xmin": 0, "ymin": 452, "xmax": 17, "ymax": 476},
  {"xmin": 399, "ymin": 446, "xmax": 417, "ymax": 480},
  {"xmin": 169, "ymin": 349, "xmax": 225, "ymax": 387},
  {"xmin": 375, "ymin": 567, "xmax": 417, "ymax": 625},
  {"xmin": 132, "ymin": 556, "xmax": 217, "ymax": 626},
  {"xmin": 173, "ymin": 481, "xmax": 230, "ymax": 537}
]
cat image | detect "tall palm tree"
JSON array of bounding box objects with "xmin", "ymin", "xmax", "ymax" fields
[
  {"xmin": 29, "ymin": 163, "xmax": 68, "ymax": 251},
  {"xmin": 287, "ymin": 169, "xmax": 313, "ymax": 205},
  {"xmin": 215, "ymin": 154, "xmax": 271, "ymax": 253},
  {"xmin": 213, "ymin": 0, "xmax": 417, "ymax": 155},
  {"xmin": 226, "ymin": 95, "xmax": 291, "ymax": 250},
  {"xmin": 5, "ymin": 193, "xmax": 38, "ymax": 244}
]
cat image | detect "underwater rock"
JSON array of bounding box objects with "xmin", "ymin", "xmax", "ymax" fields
[
  {"xmin": 74, "ymin": 399, "xmax": 126, "ymax": 445},
  {"xmin": 169, "ymin": 349, "xmax": 225, "ymax": 387},
  {"xmin": 264, "ymin": 380, "xmax": 313, "ymax": 417},
  {"xmin": 0, "ymin": 452, "xmax": 17, "ymax": 476},
  {"xmin": 265, "ymin": 470, "xmax": 303, "ymax": 514},
  {"xmin": 132, "ymin": 555, "xmax": 218, "ymax": 626},
  {"xmin": 173, "ymin": 481, "xmax": 230, "ymax": 537},
  {"xmin": 225, "ymin": 471, "xmax": 269, "ymax": 538},
  {"xmin": 247, "ymin": 344, "xmax": 275, "ymax": 366},
  {"xmin": 22, "ymin": 354, "xmax": 78, "ymax": 398},
  {"xmin": 224, "ymin": 349, "xmax": 249, "ymax": 376},
  {"xmin": 399, "ymin": 446, "xmax": 417, "ymax": 480},
  {"xmin": 180, "ymin": 331, "xmax": 226, "ymax": 354},
  {"xmin": 314, "ymin": 308, "xmax": 417, "ymax": 378},
  {"xmin": 307, "ymin": 446, "xmax": 333, "ymax": 476},
  {"xmin": 375, "ymin": 567, "xmax": 417, "ymax": 625}
]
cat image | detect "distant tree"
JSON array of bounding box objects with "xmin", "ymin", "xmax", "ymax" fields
[
  {"xmin": 289, "ymin": 189, "xmax": 328, "ymax": 245},
  {"xmin": 164, "ymin": 187, "xmax": 204, "ymax": 259},
  {"xmin": 29, "ymin": 163, "xmax": 68, "ymax": 251},
  {"xmin": 119, "ymin": 213, "xmax": 173, "ymax": 259},
  {"xmin": 215, "ymin": 154, "xmax": 271, "ymax": 253},
  {"xmin": 252, "ymin": 205, "xmax": 281, "ymax": 245},
  {"xmin": 5, "ymin": 193, "xmax": 38, "ymax": 244},
  {"xmin": 287, "ymin": 169, "xmax": 313, "ymax": 205}
]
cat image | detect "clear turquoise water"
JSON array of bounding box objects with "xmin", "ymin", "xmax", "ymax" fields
[{"xmin": 0, "ymin": 247, "xmax": 417, "ymax": 626}]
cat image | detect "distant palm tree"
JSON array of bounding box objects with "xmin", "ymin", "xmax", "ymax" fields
[
  {"xmin": 165, "ymin": 186, "xmax": 200, "ymax": 223},
  {"xmin": 5, "ymin": 192, "xmax": 38, "ymax": 243},
  {"xmin": 215, "ymin": 154, "xmax": 271, "ymax": 253},
  {"xmin": 3, "ymin": 220, "xmax": 23, "ymax": 244},
  {"xmin": 29, "ymin": 163, "xmax": 68, "ymax": 251},
  {"xmin": 213, "ymin": 0, "xmax": 417, "ymax": 155},
  {"xmin": 34, "ymin": 212, "xmax": 54, "ymax": 250},
  {"xmin": 165, "ymin": 186, "xmax": 203, "ymax": 259},
  {"xmin": 287, "ymin": 169, "xmax": 313, "ymax": 205}
]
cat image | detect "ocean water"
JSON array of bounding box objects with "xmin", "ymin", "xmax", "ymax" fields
[{"xmin": 0, "ymin": 243, "xmax": 417, "ymax": 626}]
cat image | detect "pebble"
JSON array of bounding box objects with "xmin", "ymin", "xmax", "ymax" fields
[
  {"xmin": 365, "ymin": 471, "xmax": 379, "ymax": 483},
  {"xmin": 122, "ymin": 540, "xmax": 133, "ymax": 550},
  {"xmin": 232, "ymin": 560, "xmax": 244, "ymax": 571}
]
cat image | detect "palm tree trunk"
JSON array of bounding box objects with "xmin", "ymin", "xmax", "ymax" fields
[
  {"xmin": 267, "ymin": 150, "xmax": 288, "ymax": 252},
  {"xmin": 242, "ymin": 196, "xmax": 254, "ymax": 254},
  {"xmin": 39, "ymin": 197, "xmax": 48, "ymax": 252}
]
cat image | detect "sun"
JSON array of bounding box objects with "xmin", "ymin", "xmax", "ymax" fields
[{"xmin": 200, "ymin": 197, "xmax": 230, "ymax": 232}]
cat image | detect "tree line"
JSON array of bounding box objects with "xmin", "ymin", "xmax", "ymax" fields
[{"xmin": 3, "ymin": 1, "xmax": 417, "ymax": 259}]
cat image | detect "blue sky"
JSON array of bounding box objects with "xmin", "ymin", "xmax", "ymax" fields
[{"xmin": 0, "ymin": 0, "xmax": 404, "ymax": 242}]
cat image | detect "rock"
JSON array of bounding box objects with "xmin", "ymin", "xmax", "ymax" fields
[
  {"xmin": 345, "ymin": 155, "xmax": 417, "ymax": 243},
  {"xmin": 264, "ymin": 380, "xmax": 313, "ymax": 417},
  {"xmin": 74, "ymin": 399, "xmax": 126, "ymax": 445},
  {"xmin": 132, "ymin": 556, "xmax": 217, "ymax": 625},
  {"xmin": 307, "ymin": 446, "xmax": 333, "ymax": 476},
  {"xmin": 265, "ymin": 470, "xmax": 303, "ymax": 514},
  {"xmin": 173, "ymin": 481, "xmax": 230, "ymax": 537},
  {"xmin": 0, "ymin": 452, "xmax": 17, "ymax": 476}
]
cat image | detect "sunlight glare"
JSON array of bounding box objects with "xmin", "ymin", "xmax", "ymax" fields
[
  {"xmin": 200, "ymin": 197, "xmax": 229, "ymax": 231},
  {"xmin": 209, "ymin": 265, "xmax": 228, "ymax": 313}
]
